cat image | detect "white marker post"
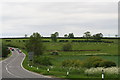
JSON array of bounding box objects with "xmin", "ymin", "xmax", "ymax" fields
[
  {"xmin": 37, "ymin": 67, "xmax": 39, "ymax": 70},
  {"xmin": 47, "ymin": 68, "xmax": 50, "ymax": 73},
  {"xmin": 102, "ymin": 70, "xmax": 104, "ymax": 80},
  {"xmin": 66, "ymin": 71, "xmax": 69, "ymax": 76}
]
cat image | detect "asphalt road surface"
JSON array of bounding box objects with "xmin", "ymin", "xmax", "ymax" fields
[{"xmin": 0, "ymin": 48, "xmax": 65, "ymax": 80}]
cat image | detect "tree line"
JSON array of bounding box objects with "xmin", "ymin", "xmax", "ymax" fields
[
  {"xmin": 51, "ymin": 31, "xmax": 103, "ymax": 42},
  {"xmin": 25, "ymin": 31, "xmax": 104, "ymax": 56}
]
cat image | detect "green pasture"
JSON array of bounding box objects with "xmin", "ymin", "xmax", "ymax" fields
[
  {"xmin": 22, "ymin": 49, "xmax": 118, "ymax": 79},
  {"xmin": 3, "ymin": 39, "xmax": 118, "ymax": 55},
  {"xmin": 44, "ymin": 42, "xmax": 118, "ymax": 55}
]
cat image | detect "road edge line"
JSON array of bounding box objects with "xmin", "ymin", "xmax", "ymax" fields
[
  {"xmin": 20, "ymin": 52, "xmax": 51, "ymax": 78},
  {"xmin": 5, "ymin": 50, "xmax": 21, "ymax": 78}
]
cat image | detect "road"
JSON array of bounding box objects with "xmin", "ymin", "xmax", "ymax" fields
[{"xmin": 0, "ymin": 48, "xmax": 60, "ymax": 80}]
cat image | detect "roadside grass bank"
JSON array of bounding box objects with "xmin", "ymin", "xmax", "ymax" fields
[{"xmin": 21, "ymin": 49, "xmax": 119, "ymax": 79}]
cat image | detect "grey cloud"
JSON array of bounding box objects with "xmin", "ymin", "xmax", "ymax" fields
[{"xmin": 1, "ymin": 2, "xmax": 118, "ymax": 37}]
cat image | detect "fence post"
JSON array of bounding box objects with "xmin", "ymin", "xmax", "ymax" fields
[
  {"xmin": 47, "ymin": 68, "xmax": 50, "ymax": 73},
  {"xmin": 66, "ymin": 71, "xmax": 69, "ymax": 76},
  {"xmin": 37, "ymin": 67, "xmax": 38, "ymax": 70},
  {"xmin": 102, "ymin": 70, "xmax": 104, "ymax": 80}
]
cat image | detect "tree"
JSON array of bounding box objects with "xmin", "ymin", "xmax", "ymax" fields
[
  {"xmin": 2, "ymin": 45, "xmax": 10, "ymax": 57},
  {"xmin": 64, "ymin": 34, "xmax": 68, "ymax": 38},
  {"xmin": 25, "ymin": 34, "xmax": 27, "ymax": 38},
  {"xmin": 51, "ymin": 34, "xmax": 57, "ymax": 42},
  {"xmin": 115, "ymin": 35, "xmax": 118, "ymax": 38},
  {"xmin": 26, "ymin": 32, "xmax": 45, "ymax": 55},
  {"xmin": 83, "ymin": 31, "xmax": 91, "ymax": 40},
  {"xmin": 93, "ymin": 33, "xmax": 103, "ymax": 40},
  {"xmin": 68, "ymin": 33, "xmax": 74, "ymax": 38},
  {"xmin": 54, "ymin": 32, "xmax": 59, "ymax": 37}
]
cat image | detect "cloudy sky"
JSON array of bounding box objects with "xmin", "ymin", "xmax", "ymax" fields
[{"xmin": 0, "ymin": 0, "xmax": 118, "ymax": 37}]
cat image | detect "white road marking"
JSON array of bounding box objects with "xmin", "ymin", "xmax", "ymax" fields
[
  {"xmin": 1, "ymin": 48, "xmax": 51, "ymax": 78},
  {"xmin": 5, "ymin": 50, "xmax": 21, "ymax": 78},
  {"xmin": 20, "ymin": 52, "xmax": 51, "ymax": 78}
]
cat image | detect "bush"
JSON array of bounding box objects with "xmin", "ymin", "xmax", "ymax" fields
[
  {"xmin": 62, "ymin": 59, "xmax": 82, "ymax": 68},
  {"xmin": 73, "ymin": 60, "xmax": 82, "ymax": 68},
  {"xmin": 85, "ymin": 67, "xmax": 119, "ymax": 75},
  {"xmin": 99, "ymin": 60, "xmax": 116, "ymax": 68},
  {"xmin": 50, "ymin": 51, "xmax": 59, "ymax": 55},
  {"xmin": 33, "ymin": 56, "xmax": 52, "ymax": 66},
  {"xmin": 82, "ymin": 56, "xmax": 103, "ymax": 68},
  {"xmin": 62, "ymin": 43, "xmax": 72, "ymax": 51},
  {"xmin": 82, "ymin": 56, "xmax": 117, "ymax": 68},
  {"xmin": 92, "ymin": 61, "xmax": 102, "ymax": 68},
  {"xmin": 2, "ymin": 45, "xmax": 10, "ymax": 57},
  {"xmin": 62, "ymin": 60, "xmax": 71, "ymax": 67}
]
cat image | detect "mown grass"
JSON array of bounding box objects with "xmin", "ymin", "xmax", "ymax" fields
[{"xmin": 44, "ymin": 42, "xmax": 118, "ymax": 55}]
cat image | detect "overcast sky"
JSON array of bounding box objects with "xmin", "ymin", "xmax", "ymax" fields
[{"xmin": 0, "ymin": 0, "xmax": 118, "ymax": 37}]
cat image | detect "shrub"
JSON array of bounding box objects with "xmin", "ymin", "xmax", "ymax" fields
[
  {"xmin": 73, "ymin": 60, "xmax": 82, "ymax": 68},
  {"xmin": 99, "ymin": 60, "xmax": 116, "ymax": 68},
  {"xmin": 50, "ymin": 51, "xmax": 59, "ymax": 55},
  {"xmin": 62, "ymin": 43, "xmax": 72, "ymax": 51},
  {"xmin": 82, "ymin": 56, "xmax": 117, "ymax": 68},
  {"xmin": 2, "ymin": 45, "xmax": 10, "ymax": 57},
  {"xmin": 92, "ymin": 61, "xmax": 102, "ymax": 68},
  {"xmin": 62, "ymin": 59, "xmax": 82, "ymax": 68},
  {"xmin": 62, "ymin": 59, "xmax": 72, "ymax": 67},
  {"xmin": 33, "ymin": 56, "xmax": 52, "ymax": 66},
  {"xmin": 85, "ymin": 67, "xmax": 119, "ymax": 75},
  {"xmin": 82, "ymin": 56, "xmax": 103, "ymax": 68}
]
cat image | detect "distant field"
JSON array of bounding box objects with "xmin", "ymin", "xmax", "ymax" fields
[
  {"xmin": 2, "ymin": 38, "xmax": 118, "ymax": 55},
  {"xmin": 44, "ymin": 42, "xmax": 118, "ymax": 55}
]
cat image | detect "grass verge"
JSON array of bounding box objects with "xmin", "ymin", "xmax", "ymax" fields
[{"xmin": 21, "ymin": 49, "xmax": 118, "ymax": 79}]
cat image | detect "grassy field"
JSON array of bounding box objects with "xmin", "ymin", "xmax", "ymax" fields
[
  {"xmin": 2, "ymin": 38, "xmax": 118, "ymax": 55},
  {"xmin": 22, "ymin": 49, "xmax": 118, "ymax": 79},
  {"xmin": 50, "ymin": 55, "xmax": 118, "ymax": 66},
  {"xmin": 2, "ymin": 38, "xmax": 119, "ymax": 79},
  {"xmin": 44, "ymin": 42, "xmax": 118, "ymax": 55}
]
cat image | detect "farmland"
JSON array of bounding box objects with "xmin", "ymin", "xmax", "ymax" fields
[
  {"xmin": 2, "ymin": 38, "xmax": 118, "ymax": 55},
  {"xmin": 1, "ymin": 38, "xmax": 119, "ymax": 79}
]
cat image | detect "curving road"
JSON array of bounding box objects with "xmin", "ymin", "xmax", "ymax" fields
[{"xmin": 0, "ymin": 48, "xmax": 54, "ymax": 80}]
